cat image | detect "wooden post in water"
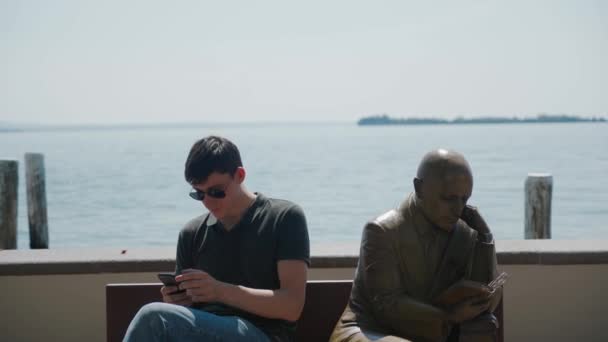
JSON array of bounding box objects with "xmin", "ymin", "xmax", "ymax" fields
[
  {"xmin": 525, "ymin": 173, "xmax": 552, "ymax": 239},
  {"xmin": 0, "ymin": 160, "xmax": 18, "ymax": 249},
  {"xmin": 25, "ymin": 153, "xmax": 49, "ymax": 248}
]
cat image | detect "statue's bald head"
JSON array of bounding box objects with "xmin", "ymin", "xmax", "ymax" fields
[
  {"xmin": 413, "ymin": 149, "xmax": 473, "ymax": 231},
  {"xmin": 416, "ymin": 149, "xmax": 472, "ymax": 182}
]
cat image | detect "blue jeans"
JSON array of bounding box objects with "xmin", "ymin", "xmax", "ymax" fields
[{"xmin": 123, "ymin": 302, "xmax": 272, "ymax": 342}]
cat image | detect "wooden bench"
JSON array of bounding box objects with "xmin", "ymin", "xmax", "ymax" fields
[{"xmin": 106, "ymin": 280, "xmax": 503, "ymax": 342}]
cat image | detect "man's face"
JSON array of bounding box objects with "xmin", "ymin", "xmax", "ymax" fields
[
  {"xmin": 418, "ymin": 171, "xmax": 473, "ymax": 232},
  {"xmin": 191, "ymin": 171, "xmax": 238, "ymax": 220}
]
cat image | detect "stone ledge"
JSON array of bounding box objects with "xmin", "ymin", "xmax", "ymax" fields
[
  {"xmin": 1, "ymin": 240, "xmax": 607, "ymax": 275},
  {"xmin": 496, "ymin": 239, "xmax": 608, "ymax": 265}
]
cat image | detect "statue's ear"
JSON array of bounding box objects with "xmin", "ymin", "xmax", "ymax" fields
[{"xmin": 413, "ymin": 177, "xmax": 423, "ymax": 198}]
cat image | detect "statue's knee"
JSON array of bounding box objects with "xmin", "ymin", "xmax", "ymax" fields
[
  {"xmin": 459, "ymin": 313, "xmax": 498, "ymax": 342},
  {"xmin": 360, "ymin": 328, "xmax": 412, "ymax": 342}
]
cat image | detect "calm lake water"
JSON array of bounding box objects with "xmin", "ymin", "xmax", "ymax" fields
[{"xmin": 1, "ymin": 122, "xmax": 607, "ymax": 249}]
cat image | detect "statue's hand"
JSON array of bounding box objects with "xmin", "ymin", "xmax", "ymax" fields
[
  {"xmin": 446, "ymin": 295, "xmax": 491, "ymax": 324},
  {"xmin": 460, "ymin": 205, "xmax": 491, "ymax": 234}
]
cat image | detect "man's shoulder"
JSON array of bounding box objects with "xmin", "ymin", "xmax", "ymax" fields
[
  {"xmin": 260, "ymin": 195, "xmax": 303, "ymax": 215},
  {"xmin": 180, "ymin": 213, "xmax": 209, "ymax": 234}
]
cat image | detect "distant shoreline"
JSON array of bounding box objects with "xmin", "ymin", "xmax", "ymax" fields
[
  {"xmin": 1, "ymin": 116, "xmax": 606, "ymax": 133},
  {"xmin": 358, "ymin": 114, "xmax": 607, "ymax": 126}
]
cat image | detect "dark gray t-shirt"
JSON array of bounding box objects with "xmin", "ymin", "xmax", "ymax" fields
[{"xmin": 175, "ymin": 193, "xmax": 310, "ymax": 341}]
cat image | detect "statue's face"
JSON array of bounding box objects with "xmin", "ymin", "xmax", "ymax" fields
[{"xmin": 419, "ymin": 171, "xmax": 473, "ymax": 232}]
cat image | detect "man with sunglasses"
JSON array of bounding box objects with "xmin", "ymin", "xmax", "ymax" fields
[{"xmin": 124, "ymin": 136, "xmax": 310, "ymax": 342}]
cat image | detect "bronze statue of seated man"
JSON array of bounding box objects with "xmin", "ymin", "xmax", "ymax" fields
[{"xmin": 330, "ymin": 149, "xmax": 501, "ymax": 342}]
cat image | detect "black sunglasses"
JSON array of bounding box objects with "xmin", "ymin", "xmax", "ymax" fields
[{"xmin": 189, "ymin": 188, "xmax": 226, "ymax": 201}]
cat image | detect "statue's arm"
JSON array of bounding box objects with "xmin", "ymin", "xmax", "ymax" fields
[
  {"xmin": 474, "ymin": 238, "xmax": 502, "ymax": 312},
  {"xmin": 462, "ymin": 206, "xmax": 502, "ymax": 312},
  {"xmin": 360, "ymin": 222, "xmax": 448, "ymax": 340}
]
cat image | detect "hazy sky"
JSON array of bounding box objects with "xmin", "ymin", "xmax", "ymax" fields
[{"xmin": 1, "ymin": 0, "xmax": 607, "ymax": 124}]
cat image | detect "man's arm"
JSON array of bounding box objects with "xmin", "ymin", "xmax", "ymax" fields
[
  {"xmin": 177, "ymin": 260, "xmax": 307, "ymax": 321},
  {"xmin": 162, "ymin": 225, "xmax": 196, "ymax": 307}
]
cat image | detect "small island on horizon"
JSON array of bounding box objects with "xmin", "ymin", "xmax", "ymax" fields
[{"xmin": 358, "ymin": 114, "xmax": 607, "ymax": 126}]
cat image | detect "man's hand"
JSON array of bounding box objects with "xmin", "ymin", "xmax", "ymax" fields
[
  {"xmin": 176, "ymin": 269, "xmax": 226, "ymax": 303},
  {"xmin": 460, "ymin": 205, "xmax": 491, "ymax": 234},
  {"xmin": 161, "ymin": 285, "xmax": 192, "ymax": 306}
]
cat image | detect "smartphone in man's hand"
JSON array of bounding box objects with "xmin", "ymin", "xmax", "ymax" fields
[{"xmin": 157, "ymin": 272, "xmax": 185, "ymax": 293}]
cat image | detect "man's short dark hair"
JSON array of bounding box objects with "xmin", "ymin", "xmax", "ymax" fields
[{"xmin": 184, "ymin": 136, "xmax": 243, "ymax": 184}]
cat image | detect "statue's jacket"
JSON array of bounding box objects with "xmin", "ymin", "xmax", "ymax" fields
[{"xmin": 331, "ymin": 193, "xmax": 499, "ymax": 342}]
